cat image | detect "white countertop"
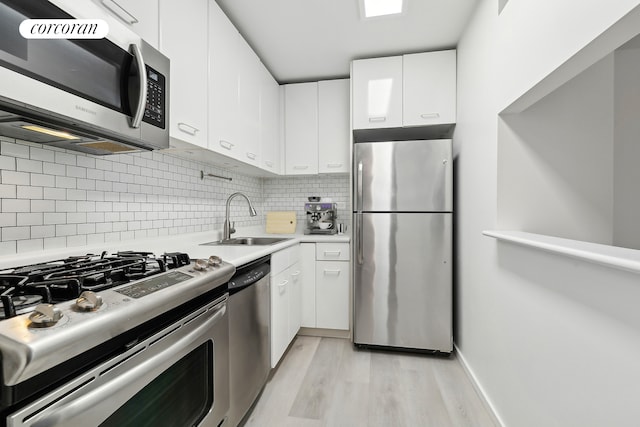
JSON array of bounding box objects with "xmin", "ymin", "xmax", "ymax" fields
[{"xmin": 0, "ymin": 227, "xmax": 351, "ymax": 270}]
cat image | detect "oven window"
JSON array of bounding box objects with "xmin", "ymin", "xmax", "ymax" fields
[
  {"xmin": 0, "ymin": 0, "xmax": 132, "ymax": 114},
  {"xmin": 100, "ymin": 342, "xmax": 213, "ymax": 427}
]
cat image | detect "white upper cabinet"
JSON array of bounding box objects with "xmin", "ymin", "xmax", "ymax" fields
[
  {"xmin": 352, "ymin": 50, "xmax": 457, "ymax": 130},
  {"xmin": 210, "ymin": 2, "xmax": 241, "ymax": 158},
  {"xmin": 403, "ymin": 50, "xmax": 456, "ymax": 126},
  {"xmin": 352, "ymin": 56, "xmax": 403, "ymax": 129},
  {"xmin": 259, "ymin": 65, "xmax": 282, "ymax": 174},
  {"xmin": 159, "ymin": 0, "xmax": 208, "ymax": 148},
  {"xmin": 318, "ymin": 79, "xmax": 350, "ymax": 174},
  {"xmin": 284, "ymin": 82, "xmax": 319, "ymax": 175},
  {"xmin": 97, "ymin": 0, "xmax": 159, "ymax": 48},
  {"xmin": 237, "ymin": 41, "xmax": 261, "ymax": 167}
]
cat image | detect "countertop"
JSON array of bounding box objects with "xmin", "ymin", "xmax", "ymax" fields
[{"xmin": 0, "ymin": 227, "xmax": 351, "ymax": 270}]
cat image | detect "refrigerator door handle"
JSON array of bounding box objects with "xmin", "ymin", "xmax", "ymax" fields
[
  {"xmin": 357, "ymin": 161, "xmax": 363, "ymax": 212},
  {"xmin": 357, "ymin": 213, "xmax": 363, "ymax": 264}
]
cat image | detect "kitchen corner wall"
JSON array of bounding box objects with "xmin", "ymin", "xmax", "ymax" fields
[
  {"xmin": 0, "ymin": 137, "xmax": 351, "ymax": 256},
  {"xmin": 263, "ymin": 175, "xmax": 350, "ymax": 227}
]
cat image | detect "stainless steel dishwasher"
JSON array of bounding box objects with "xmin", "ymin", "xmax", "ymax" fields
[{"xmin": 228, "ymin": 255, "xmax": 271, "ymax": 427}]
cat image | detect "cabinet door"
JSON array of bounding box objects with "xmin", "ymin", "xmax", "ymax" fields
[
  {"xmin": 159, "ymin": 0, "xmax": 207, "ymax": 148},
  {"xmin": 318, "ymin": 79, "xmax": 350, "ymax": 174},
  {"xmin": 403, "ymin": 50, "xmax": 456, "ymax": 126},
  {"xmin": 352, "ymin": 57, "xmax": 402, "ymax": 130},
  {"xmin": 210, "ymin": 3, "xmax": 241, "ymax": 158},
  {"xmin": 98, "ymin": 0, "xmax": 159, "ymax": 48},
  {"xmin": 316, "ymin": 261, "xmax": 349, "ymax": 330},
  {"xmin": 300, "ymin": 243, "xmax": 316, "ymax": 328},
  {"xmin": 270, "ymin": 270, "xmax": 289, "ymax": 368},
  {"xmin": 237, "ymin": 40, "xmax": 261, "ymax": 167},
  {"xmin": 288, "ymin": 262, "xmax": 302, "ymax": 341},
  {"xmin": 259, "ymin": 64, "xmax": 281, "ymax": 174},
  {"xmin": 284, "ymin": 82, "xmax": 318, "ymax": 175}
]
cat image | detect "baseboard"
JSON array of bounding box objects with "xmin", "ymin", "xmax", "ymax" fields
[
  {"xmin": 297, "ymin": 327, "xmax": 351, "ymax": 339},
  {"xmin": 454, "ymin": 344, "xmax": 506, "ymax": 427}
]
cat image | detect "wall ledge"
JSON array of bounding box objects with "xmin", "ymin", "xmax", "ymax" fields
[{"xmin": 483, "ymin": 230, "xmax": 640, "ymax": 274}]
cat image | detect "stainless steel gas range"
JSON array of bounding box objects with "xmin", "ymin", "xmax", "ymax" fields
[{"xmin": 0, "ymin": 251, "xmax": 235, "ymax": 427}]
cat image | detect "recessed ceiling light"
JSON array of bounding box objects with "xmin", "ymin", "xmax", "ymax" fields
[{"xmin": 362, "ymin": 0, "xmax": 404, "ymax": 18}]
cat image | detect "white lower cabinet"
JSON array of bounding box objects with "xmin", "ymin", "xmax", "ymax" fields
[
  {"xmin": 300, "ymin": 242, "xmax": 350, "ymax": 331},
  {"xmin": 315, "ymin": 261, "xmax": 349, "ymax": 330},
  {"xmin": 270, "ymin": 244, "xmax": 302, "ymax": 368}
]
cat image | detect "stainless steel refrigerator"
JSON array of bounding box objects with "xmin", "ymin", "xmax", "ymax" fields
[{"xmin": 353, "ymin": 139, "xmax": 453, "ymax": 353}]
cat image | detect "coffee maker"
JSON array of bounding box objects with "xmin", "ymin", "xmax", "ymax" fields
[{"xmin": 304, "ymin": 202, "xmax": 338, "ymax": 235}]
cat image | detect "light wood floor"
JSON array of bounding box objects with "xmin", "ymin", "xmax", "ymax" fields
[{"xmin": 242, "ymin": 336, "xmax": 498, "ymax": 427}]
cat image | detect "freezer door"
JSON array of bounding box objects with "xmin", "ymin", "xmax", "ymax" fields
[
  {"xmin": 354, "ymin": 140, "xmax": 452, "ymax": 212},
  {"xmin": 353, "ymin": 212, "xmax": 452, "ymax": 352}
]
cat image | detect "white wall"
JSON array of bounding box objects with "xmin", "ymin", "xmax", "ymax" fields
[
  {"xmin": 498, "ymin": 54, "xmax": 614, "ymax": 244},
  {"xmin": 613, "ymin": 46, "xmax": 640, "ymax": 249},
  {"xmin": 456, "ymin": 0, "xmax": 640, "ymax": 426}
]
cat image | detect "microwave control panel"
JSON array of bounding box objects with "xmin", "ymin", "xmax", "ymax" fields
[{"xmin": 143, "ymin": 65, "xmax": 166, "ymax": 129}]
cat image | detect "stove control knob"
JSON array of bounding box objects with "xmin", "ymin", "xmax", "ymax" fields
[
  {"xmin": 29, "ymin": 304, "xmax": 63, "ymax": 327},
  {"xmin": 76, "ymin": 291, "xmax": 103, "ymax": 311},
  {"xmin": 194, "ymin": 259, "xmax": 209, "ymax": 271}
]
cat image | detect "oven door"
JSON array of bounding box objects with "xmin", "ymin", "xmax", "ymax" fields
[{"xmin": 7, "ymin": 296, "xmax": 230, "ymax": 427}]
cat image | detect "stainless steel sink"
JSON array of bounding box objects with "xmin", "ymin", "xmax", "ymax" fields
[{"xmin": 200, "ymin": 237, "xmax": 291, "ymax": 246}]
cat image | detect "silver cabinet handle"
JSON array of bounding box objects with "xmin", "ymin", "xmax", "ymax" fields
[
  {"xmin": 177, "ymin": 123, "xmax": 199, "ymax": 136},
  {"xmin": 420, "ymin": 113, "xmax": 440, "ymax": 119},
  {"xmin": 323, "ymin": 250, "xmax": 341, "ymax": 257},
  {"xmin": 264, "ymin": 160, "xmax": 274, "ymax": 168},
  {"xmin": 219, "ymin": 140, "xmax": 234, "ymax": 150},
  {"xmin": 357, "ymin": 161, "xmax": 363, "ymax": 212},
  {"xmin": 293, "ymin": 165, "xmax": 309, "ymax": 170},
  {"xmin": 277, "ymin": 280, "xmax": 288, "ymax": 288},
  {"xmin": 368, "ymin": 116, "xmax": 386, "ymax": 122},
  {"xmin": 246, "ymin": 152, "xmax": 257, "ymax": 160},
  {"xmin": 323, "ymin": 269, "xmax": 341, "ymax": 275},
  {"xmin": 102, "ymin": 0, "xmax": 138, "ymax": 24},
  {"xmin": 326, "ymin": 163, "xmax": 343, "ymax": 168},
  {"xmin": 357, "ymin": 213, "xmax": 363, "ymax": 265},
  {"xmin": 290, "ymin": 271, "xmax": 301, "ymax": 277},
  {"xmin": 128, "ymin": 43, "xmax": 147, "ymax": 129}
]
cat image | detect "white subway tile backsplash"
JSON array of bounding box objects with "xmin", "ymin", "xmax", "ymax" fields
[
  {"xmin": 17, "ymin": 213, "xmax": 43, "ymax": 227},
  {"xmin": 16, "ymin": 158, "xmax": 43, "ymax": 173},
  {"xmin": 3, "ymin": 199, "xmax": 30, "ymax": 213},
  {"xmin": 0, "ymin": 184, "xmax": 17, "ymax": 198},
  {"xmin": 0, "ymin": 241, "xmax": 17, "ymax": 255},
  {"xmin": 0, "ymin": 155, "xmax": 16, "ymax": 170},
  {"xmin": 54, "ymin": 152, "xmax": 76, "ymax": 166},
  {"xmin": 31, "ymin": 174, "xmax": 56, "ymax": 188},
  {"xmin": 2, "ymin": 226, "xmax": 30, "ymax": 241},
  {"xmin": 56, "ymin": 224, "xmax": 77, "ymax": 237},
  {"xmin": 30, "ymin": 146, "xmax": 55, "ymax": 162},
  {"xmin": 32, "ymin": 225, "xmax": 56, "ymax": 239},
  {"xmin": 55, "ymin": 176, "xmax": 76, "ymax": 189},
  {"xmin": 17, "ymin": 186, "xmax": 43, "ymax": 199},
  {"xmin": 0, "ymin": 138, "xmax": 346, "ymax": 255},
  {"xmin": 1, "ymin": 141, "xmax": 29, "ymax": 158},
  {"xmin": 1, "ymin": 170, "xmax": 30, "ymax": 185},
  {"xmin": 0, "ymin": 213, "xmax": 16, "ymax": 227},
  {"xmin": 43, "ymin": 162, "xmax": 66, "ymax": 176},
  {"xmin": 17, "ymin": 239, "xmax": 44, "ymax": 253}
]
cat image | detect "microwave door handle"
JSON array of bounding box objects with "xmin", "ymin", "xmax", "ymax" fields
[{"xmin": 129, "ymin": 43, "xmax": 147, "ymax": 129}]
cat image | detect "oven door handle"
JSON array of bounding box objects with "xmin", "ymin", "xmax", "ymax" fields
[
  {"xmin": 28, "ymin": 302, "xmax": 226, "ymax": 427},
  {"xmin": 129, "ymin": 43, "xmax": 147, "ymax": 129}
]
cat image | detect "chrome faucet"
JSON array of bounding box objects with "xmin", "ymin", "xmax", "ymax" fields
[{"xmin": 223, "ymin": 192, "xmax": 258, "ymax": 240}]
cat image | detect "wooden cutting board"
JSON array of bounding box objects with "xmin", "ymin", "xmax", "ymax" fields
[{"xmin": 265, "ymin": 211, "xmax": 297, "ymax": 234}]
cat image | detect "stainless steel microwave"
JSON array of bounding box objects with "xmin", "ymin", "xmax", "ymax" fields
[{"xmin": 0, "ymin": 0, "xmax": 169, "ymax": 155}]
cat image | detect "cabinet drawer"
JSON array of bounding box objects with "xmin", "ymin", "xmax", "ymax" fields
[
  {"xmin": 315, "ymin": 261, "xmax": 349, "ymax": 330},
  {"xmin": 316, "ymin": 243, "xmax": 350, "ymax": 261}
]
